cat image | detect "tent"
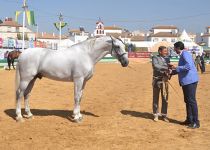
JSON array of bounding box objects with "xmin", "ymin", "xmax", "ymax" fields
[
  {"xmin": 179, "ymin": 30, "xmax": 203, "ymax": 54},
  {"xmin": 179, "ymin": 30, "xmax": 193, "ymax": 42}
]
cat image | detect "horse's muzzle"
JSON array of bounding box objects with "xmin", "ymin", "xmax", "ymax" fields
[{"xmin": 120, "ymin": 57, "xmax": 129, "ymax": 67}]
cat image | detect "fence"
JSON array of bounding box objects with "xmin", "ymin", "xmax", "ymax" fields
[
  {"xmin": 128, "ymin": 52, "xmax": 152, "ymax": 58},
  {"xmin": 0, "ymin": 39, "xmax": 58, "ymax": 50}
]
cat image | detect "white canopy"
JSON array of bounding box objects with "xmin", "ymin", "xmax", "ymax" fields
[{"xmin": 179, "ymin": 30, "xmax": 193, "ymax": 42}]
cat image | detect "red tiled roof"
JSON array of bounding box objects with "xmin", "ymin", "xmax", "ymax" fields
[
  {"xmin": 149, "ymin": 32, "xmax": 179, "ymax": 37},
  {"xmin": 69, "ymin": 29, "xmax": 88, "ymax": 34},
  {"xmin": 106, "ymin": 33, "xmax": 145, "ymax": 41},
  {"xmin": 104, "ymin": 26, "xmax": 122, "ymax": 30},
  {"xmin": 201, "ymin": 34, "xmax": 210, "ymax": 37},
  {"xmin": 131, "ymin": 36, "xmax": 145, "ymax": 41},
  {"xmin": 106, "ymin": 32, "xmax": 132, "ymax": 38},
  {"xmin": 0, "ymin": 20, "xmax": 22, "ymax": 27},
  {"xmin": 36, "ymin": 33, "xmax": 68, "ymax": 39},
  {"xmin": 152, "ymin": 25, "xmax": 178, "ymax": 30},
  {"xmin": 69, "ymin": 29, "xmax": 82, "ymax": 34},
  {"xmin": 96, "ymin": 21, "xmax": 104, "ymax": 24}
]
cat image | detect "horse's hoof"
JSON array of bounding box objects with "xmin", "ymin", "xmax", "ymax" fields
[
  {"xmin": 16, "ymin": 117, "xmax": 25, "ymax": 123},
  {"xmin": 24, "ymin": 114, "xmax": 34, "ymax": 119},
  {"xmin": 73, "ymin": 117, "xmax": 83, "ymax": 123}
]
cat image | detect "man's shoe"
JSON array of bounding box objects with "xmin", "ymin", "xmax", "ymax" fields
[
  {"xmin": 180, "ymin": 120, "xmax": 191, "ymax": 126},
  {"xmin": 162, "ymin": 116, "xmax": 170, "ymax": 123},
  {"xmin": 154, "ymin": 116, "xmax": 158, "ymax": 122},
  {"xmin": 188, "ymin": 123, "xmax": 200, "ymax": 129}
]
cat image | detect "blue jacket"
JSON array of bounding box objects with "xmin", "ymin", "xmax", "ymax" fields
[{"xmin": 176, "ymin": 50, "xmax": 199, "ymax": 86}]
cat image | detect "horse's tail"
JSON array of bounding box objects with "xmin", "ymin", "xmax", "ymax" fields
[{"xmin": 15, "ymin": 62, "xmax": 20, "ymax": 100}]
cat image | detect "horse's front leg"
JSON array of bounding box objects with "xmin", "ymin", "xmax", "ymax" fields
[{"xmin": 73, "ymin": 78, "xmax": 85, "ymax": 123}]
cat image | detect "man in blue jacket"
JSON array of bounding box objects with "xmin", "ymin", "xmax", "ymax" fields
[{"xmin": 171, "ymin": 41, "xmax": 200, "ymax": 129}]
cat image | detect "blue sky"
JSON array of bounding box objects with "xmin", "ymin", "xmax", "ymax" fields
[{"xmin": 1, "ymin": 0, "xmax": 210, "ymax": 34}]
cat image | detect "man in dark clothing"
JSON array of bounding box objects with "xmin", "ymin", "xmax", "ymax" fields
[
  {"xmin": 152, "ymin": 46, "xmax": 170, "ymax": 122},
  {"xmin": 200, "ymin": 53, "xmax": 205, "ymax": 73}
]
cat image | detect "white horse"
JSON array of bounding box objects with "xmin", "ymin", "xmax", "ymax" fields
[{"xmin": 15, "ymin": 36, "xmax": 129, "ymax": 122}]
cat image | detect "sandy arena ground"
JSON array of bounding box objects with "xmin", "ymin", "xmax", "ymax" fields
[{"xmin": 0, "ymin": 60, "xmax": 210, "ymax": 150}]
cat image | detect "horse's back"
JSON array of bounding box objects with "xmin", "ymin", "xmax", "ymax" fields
[{"xmin": 18, "ymin": 48, "xmax": 48, "ymax": 77}]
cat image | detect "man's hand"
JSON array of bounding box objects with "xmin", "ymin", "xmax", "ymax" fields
[
  {"xmin": 168, "ymin": 69, "xmax": 173, "ymax": 74},
  {"xmin": 168, "ymin": 63, "xmax": 176, "ymax": 69}
]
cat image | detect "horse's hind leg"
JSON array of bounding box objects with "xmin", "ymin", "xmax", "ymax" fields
[
  {"xmin": 23, "ymin": 78, "xmax": 36, "ymax": 119},
  {"xmin": 16, "ymin": 89, "xmax": 24, "ymax": 122},
  {"xmin": 16, "ymin": 81, "xmax": 30, "ymax": 122},
  {"xmin": 7, "ymin": 58, "xmax": 11, "ymax": 70},
  {"xmin": 16, "ymin": 78, "xmax": 34, "ymax": 122}
]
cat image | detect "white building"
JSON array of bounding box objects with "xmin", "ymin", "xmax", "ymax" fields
[
  {"xmin": 104, "ymin": 26, "xmax": 122, "ymax": 34},
  {"xmin": 0, "ymin": 18, "xmax": 35, "ymax": 40},
  {"xmin": 94, "ymin": 20, "xmax": 105, "ymax": 36},
  {"xmin": 69, "ymin": 27, "xmax": 89, "ymax": 44},
  {"xmin": 200, "ymin": 26, "xmax": 210, "ymax": 47},
  {"xmin": 148, "ymin": 25, "xmax": 179, "ymax": 43},
  {"xmin": 36, "ymin": 32, "xmax": 67, "ymax": 43},
  {"xmin": 130, "ymin": 35, "xmax": 147, "ymax": 47},
  {"xmin": 188, "ymin": 32, "xmax": 196, "ymax": 42},
  {"xmin": 94, "ymin": 19, "xmax": 123, "ymax": 37},
  {"xmin": 35, "ymin": 32, "xmax": 68, "ymax": 49}
]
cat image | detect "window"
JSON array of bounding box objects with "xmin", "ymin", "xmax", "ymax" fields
[
  {"xmin": 153, "ymin": 38, "xmax": 158, "ymax": 42},
  {"xmin": 7, "ymin": 27, "xmax": 12, "ymax": 32},
  {"xmin": 16, "ymin": 27, "xmax": 19, "ymax": 32},
  {"xmin": 171, "ymin": 38, "xmax": 175, "ymax": 42}
]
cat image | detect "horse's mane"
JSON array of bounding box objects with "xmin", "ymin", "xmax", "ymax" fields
[{"xmin": 71, "ymin": 36, "xmax": 108, "ymax": 52}]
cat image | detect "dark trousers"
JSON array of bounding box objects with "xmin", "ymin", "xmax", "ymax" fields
[
  {"xmin": 200, "ymin": 62, "xmax": 205, "ymax": 73},
  {"xmin": 153, "ymin": 80, "xmax": 168, "ymax": 116},
  {"xmin": 182, "ymin": 82, "xmax": 199, "ymax": 124}
]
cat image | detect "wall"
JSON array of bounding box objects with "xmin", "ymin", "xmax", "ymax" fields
[
  {"xmin": 0, "ymin": 26, "xmax": 35, "ymax": 40},
  {"xmin": 104, "ymin": 29, "xmax": 122, "ymax": 34},
  {"xmin": 153, "ymin": 29, "xmax": 178, "ymax": 34},
  {"xmin": 150, "ymin": 37, "xmax": 177, "ymax": 43}
]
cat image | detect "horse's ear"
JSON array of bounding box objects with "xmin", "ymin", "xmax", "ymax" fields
[
  {"xmin": 110, "ymin": 36, "xmax": 114, "ymax": 42},
  {"xmin": 107, "ymin": 36, "xmax": 115, "ymax": 44}
]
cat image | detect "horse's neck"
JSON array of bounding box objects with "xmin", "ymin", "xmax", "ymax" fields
[{"xmin": 87, "ymin": 38, "xmax": 111, "ymax": 64}]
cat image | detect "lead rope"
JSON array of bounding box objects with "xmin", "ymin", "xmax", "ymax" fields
[
  {"xmin": 168, "ymin": 81, "xmax": 183, "ymax": 100},
  {"xmin": 161, "ymin": 76, "xmax": 168, "ymax": 100}
]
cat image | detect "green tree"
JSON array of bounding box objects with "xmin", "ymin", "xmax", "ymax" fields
[
  {"xmin": 125, "ymin": 43, "xmax": 129, "ymax": 52},
  {"xmin": 132, "ymin": 44, "xmax": 137, "ymax": 52},
  {"xmin": 17, "ymin": 33, "xmax": 29, "ymax": 41},
  {"xmin": 24, "ymin": 34, "xmax": 29, "ymax": 41},
  {"xmin": 17, "ymin": 33, "xmax": 22, "ymax": 40}
]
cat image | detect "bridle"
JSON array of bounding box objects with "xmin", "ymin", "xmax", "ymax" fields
[{"xmin": 110, "ymin": 36, "xmax": 127, "ymax": 60}]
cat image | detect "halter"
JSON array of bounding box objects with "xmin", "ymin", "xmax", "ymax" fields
[{"xmin": 110, "ymin": 36, "xmax": 127, "ymax": 60}]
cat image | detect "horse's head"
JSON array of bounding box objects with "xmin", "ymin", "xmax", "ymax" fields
[{"xmin": 109, "ymin": 36, "xmax": 129, "ymax": 67}]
